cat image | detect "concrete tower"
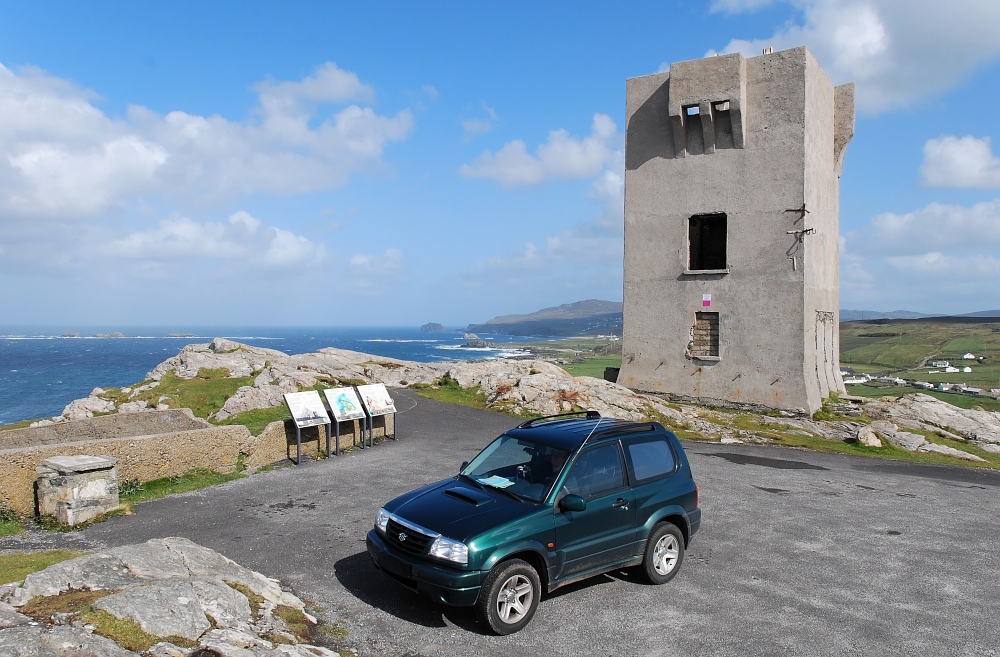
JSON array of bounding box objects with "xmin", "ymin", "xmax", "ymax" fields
[{"xmin": 619, "ymin": 47, "xmax": 854, "ymax": 414}]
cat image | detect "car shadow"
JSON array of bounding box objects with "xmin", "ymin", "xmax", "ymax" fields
[{"xmin": 333, "ymin": 551, "xmax": 480, "ymax": 632}]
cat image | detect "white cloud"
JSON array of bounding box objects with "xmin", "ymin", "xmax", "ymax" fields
[
  {"xmin": 0, "ymin": 61, "xmax": 413, "ymax": 219},
  {"xmin": 458, "ymin": 113, "xmax": 621, "ymax": 188},
  {"xmin": 348, "ymin": 248, "xmax": 404, "ymax": 276},
  {"xmin": 461, "ymin": 103, "xmax": 498, "ymax": 140},
  {"xmin": 842, "ymin": 198, "xmax": 1000, "ymax": 312},
  {"xmin": 709, "ymin": 0, "xmax": 1000, "ymax": 113},
  {"xmin": 422, "ymin": 85, "xmax": 440, "ymax": 102},
  {"xmin": 104, "ymin": 211, "xmax": 326, "ymax": 269},
  {"xmin": 921, "ymin": 135, "xmax": 1000, "ymax": 188}
]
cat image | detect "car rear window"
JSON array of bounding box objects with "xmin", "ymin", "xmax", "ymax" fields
[{"xmin": 626, "ymin": 439, "xmax": 676, "ymax": 482}]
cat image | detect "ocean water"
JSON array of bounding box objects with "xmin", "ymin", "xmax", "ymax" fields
[{"xmin": 0, "ymin": 326, "xmax": 548, "ymax": 426}]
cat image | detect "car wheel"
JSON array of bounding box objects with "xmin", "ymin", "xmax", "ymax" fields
[
  {"xmin": 475, "ymin": 558, "xmax": 540, "ymax": 635},
  {"xmin": 642, "ymin": 523, "xmax": 685, "ymax": 584}
]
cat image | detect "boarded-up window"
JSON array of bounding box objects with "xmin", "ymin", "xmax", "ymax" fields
[
  {"xmin": 689, "ymin": 213, "xmax": 727, "ymax": 270},
  {"xmin": 692, "ymin": 312, "xmax": 720, "ymax": 358}
]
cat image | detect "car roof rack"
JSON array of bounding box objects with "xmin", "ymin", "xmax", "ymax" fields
[{"xmin": 516, "ymin": 410, "xmax": 601, "ymax": 429}]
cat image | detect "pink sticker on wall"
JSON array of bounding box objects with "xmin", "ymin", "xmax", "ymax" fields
[{"xmin": 702, "ymin": 294, "xmax": 712, "ymax": 307}]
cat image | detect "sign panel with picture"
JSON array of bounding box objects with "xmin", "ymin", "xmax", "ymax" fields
[
  {"xmin": 323, "ymin": 387, "xmax": 367, "ymax": 422},
  {"xmin": 284, "ymin": 391, "xmax": 331, "ymax": 428},
  {"xmin": 357, "ymin": 383, "xmax": 397, "ymax": 417}
]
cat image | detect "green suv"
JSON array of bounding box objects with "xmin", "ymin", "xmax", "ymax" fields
[{"xmin": 366, "ymin": 412, "xmax": 701, "ymax": 634}]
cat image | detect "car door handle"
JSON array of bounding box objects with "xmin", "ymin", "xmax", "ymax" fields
[{"xmin": 612, "ymin": 498, "xmax": 629, "ymax": 510}]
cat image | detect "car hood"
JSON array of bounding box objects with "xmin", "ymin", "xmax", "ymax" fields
[{"xmin": 386, "ymin": 477, "xmax": 539, "ymax": 543}]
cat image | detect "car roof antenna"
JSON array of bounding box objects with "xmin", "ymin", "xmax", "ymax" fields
[{"xmin": 577, "ymin": 413, "xmax": 605, "ymax": 453}]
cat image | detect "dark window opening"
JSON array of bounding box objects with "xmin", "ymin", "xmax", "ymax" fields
[
  {"xmin": 692, "ymin": 312, "xmax": 720, "ymax": 358},
  {"xmin": 688, "ymin": 213, "xmax": 727, "ymax": 270}
]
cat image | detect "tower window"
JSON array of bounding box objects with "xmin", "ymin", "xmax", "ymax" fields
[
  {"xmin": 692, "ymin": 312, "xmax": 720, "ymax": 358},
  {"xmin": 688, "ymin": 213, "xmax": 727, "ymax": 271}
]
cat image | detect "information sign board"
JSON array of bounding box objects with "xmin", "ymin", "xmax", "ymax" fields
[
  {"xmin": 323, "ymin": 387, "xmax": 367, "ymax": 422},
  {"xmin": 357, "ymin": 383, "xmax": 397, "ymax": 417},
  {"xmin": 284, "ymin": 391, "xmax": 330, "ymax": 428}
]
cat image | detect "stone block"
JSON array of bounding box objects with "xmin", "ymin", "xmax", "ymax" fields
[{"xmin": 36, "ymin": 455, "xmax": 119, "ymax": 525}]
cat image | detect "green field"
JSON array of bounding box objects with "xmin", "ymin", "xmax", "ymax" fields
[{"xmin": 840, "ymin": 318, "xmax": 1000, "ymax": 394}]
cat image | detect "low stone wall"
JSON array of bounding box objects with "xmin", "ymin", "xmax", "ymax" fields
[
  {"xmin": 0, "ymin": 409, "xmax": 209, "ymax": 450},
  {"xmin": 242, "ymin": 414, "xmax": 395, "ymax": 471},
  {"xmin": 0, "ymin": 425, "xmax": 252, "ymax": 515}
]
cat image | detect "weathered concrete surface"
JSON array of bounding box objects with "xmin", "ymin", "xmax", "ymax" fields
[
  {"xmin": 0, "ymin": 425, "xmax": 252, "ymax": 515},
  {"xmin": 36, "ymin": 456, "xmax": 121, "ymax": 526},
  {"xmin": 6, "ymin": 390, "xmax": 996, "ymax": 657},
  {"xmin": 620, "ymin": 47, "xmax": 853, "ymax": 414},
  {"xmin": 0, "ymin": 410, "xmax": 208, "ymax": 448}
]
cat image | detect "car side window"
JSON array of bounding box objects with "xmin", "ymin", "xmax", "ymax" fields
[
  {"xmin": 564, "ymin": 443, "xmax": 624, "ymax": 499},
  {"xmin": 624, "ymin": 438, "xmax": 677, "ymax": 484}
]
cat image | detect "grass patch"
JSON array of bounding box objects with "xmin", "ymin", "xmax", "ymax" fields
[
  {"xmin": 225, "ymin": 581, "xmax": 264, "ymax": 616},
  {"xmin": 19, "ymin": 588, "xmax": 196, "ymax": 651},
  {"xmin": 846, "ymin": 384, "xmax": 1000, "ymax": 412},
  {"xmin": 0, "ymin": 418, "xmax": 38, "ymax": 431},
  {"xmin": 274, "ymin": 604, "xmax": 316, "ymax": 643},
  {"xmin": 125, "ymin": 368, "xmax": 254, "ymax": 420},
  {"xmin": 414, "ymin": 374, "xmax": 488, "ymax": 410},
  {"xmin": 562, "ymin": 354, "xmax": 623, "ymax": 379},
  {"xmin": 36, "ymin": 508, "xmax": 130, "ymax": 533},
  {"xmin": 0, "ymin": 506, "xmax": 24, "ymax": 537},
  {"xmin": 119, "ymin": 466, "xmax": 245, "ymax": 505},
  {"xmin": 0, "ymin": 550, "xmax": 83, "ymax": 585},
  {"xmin": 219, "ymin": 405, "xmax": 291, "ymax": 436},
  {"xmin": 81, "ymin": 608, "xmax": 196, "ymax": 652}
]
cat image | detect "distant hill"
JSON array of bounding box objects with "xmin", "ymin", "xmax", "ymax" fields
[
  {"xmin": 958, "ymin": 309, "xmax": 1000, "ymax": 318},
  {"xmin": 841, "ymin": 309, "xmax": 1000, "ymax": 321},
  {"xmin": 467, "ymin": 299, "xmax": 623, "ymax": 337},
  {"xmin": 840, "ymin": 310, "xmax": 933, "ymax": 322}
]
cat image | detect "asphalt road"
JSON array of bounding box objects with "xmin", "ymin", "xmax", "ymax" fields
[{"xmin": 8, "ymin": 389, "xmax": 1000, "ymax": 657}]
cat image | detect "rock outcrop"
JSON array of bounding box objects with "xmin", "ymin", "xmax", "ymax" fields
[
  {"xmin": 35, "ymin": 342, "xmax": 1000, "ymax": 465},
  {"xmin": 1, "ymin": 537, "xmax": 336, "ymax": 656}
]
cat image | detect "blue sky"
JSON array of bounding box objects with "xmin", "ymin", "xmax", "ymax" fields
[{"xmin": 1, "ymin": 0, "xmax": 999, "ymax": 327}]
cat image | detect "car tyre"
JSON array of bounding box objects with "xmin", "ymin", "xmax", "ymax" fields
[
  {"xmin": 475, "ymin": 558, "xmax": 540, "ymax": 635},
  {"xmin": 641, "ymin": 522, "xmax": 685, "ymax": 584}
]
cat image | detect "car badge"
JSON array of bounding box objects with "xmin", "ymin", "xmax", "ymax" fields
[{"xmin": 398, "ymin": 531, "xmax": 407, "ymax": 542}]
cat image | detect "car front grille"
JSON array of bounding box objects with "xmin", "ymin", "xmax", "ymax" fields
[{"xmin": 385, "ymin": 518, "xmax": 435, "ymax": 556}]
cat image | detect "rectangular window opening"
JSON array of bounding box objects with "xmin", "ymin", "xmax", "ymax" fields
[
  {"xmin": 688, "ymin": 213, "xmax": 727, "ymax": 271},
  {"xmin": 692, "ymin": 312, "xmax": 720, "ymax": 359},
  {"xmin": 685, "ymin": 105, "xmax": 700, "ymax": 116}
]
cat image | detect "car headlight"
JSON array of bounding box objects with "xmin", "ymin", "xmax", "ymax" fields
[
  {"xmin": 428, "ymin": 536, "xmax": 468, "ymax": 564},
  {"xmin": 375, "ymin": 508, "xmax": 390, "ymax": 534}
]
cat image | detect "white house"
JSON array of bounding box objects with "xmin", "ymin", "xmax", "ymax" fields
[
  {"xmin": 945, "ymin": 366, "xmax": 960, "ymax": 373},
  {"xmin": 913, "ymin": 381, "xmax": 934, "ymax": 389},
  {"xmin": 963, "ymin": 353, "xmax": 975, "ymax": 360},
  {"xmin": 931, "ymin": 360, "xmax": 950, "ymax": 368},
  {"xmin": 963, "ymin": 366, "xmax": 973, "ymax": 373}
]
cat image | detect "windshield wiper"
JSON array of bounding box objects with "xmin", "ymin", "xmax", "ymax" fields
[
  {"xmin": 486, "ymin": 485, "xmax": 527, "ymax": 502},
  {"xmin": 457, "ymin": 473, "xmax": 486, "ymax": 490}
]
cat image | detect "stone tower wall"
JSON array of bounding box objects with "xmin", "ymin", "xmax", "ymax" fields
[{"xmin": 619, "ymin": 47, "xmax": 853, "ymax": 414}]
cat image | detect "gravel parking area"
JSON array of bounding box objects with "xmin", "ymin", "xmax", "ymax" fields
[{"xmin": 8, "ymin": 389, "xmax": 1000, "ymax": 657}]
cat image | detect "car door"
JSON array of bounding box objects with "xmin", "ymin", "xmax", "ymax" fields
[{"xmin": 553, "ymin": 441, "xmax": 636, "ymax": 577}]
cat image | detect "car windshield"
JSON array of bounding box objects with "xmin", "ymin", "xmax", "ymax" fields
[{"xmin": 460, "ymin": 435, "xmax": 569, "ymax": 503}]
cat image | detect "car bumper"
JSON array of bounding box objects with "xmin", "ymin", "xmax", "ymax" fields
[
  {"xmin": 366, "ymin": 530, "xmax": 482, "ymax": 607},
  {"xmin": 689, "ymin": 508, "xmax": 702, "ymax": 539}
]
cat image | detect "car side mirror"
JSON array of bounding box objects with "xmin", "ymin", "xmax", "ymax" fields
[
  {"xmin": 460, "ymin": 460, "xmax": 469, "ymax": 472},
  {"xmin": 559, "ymin": 494, "xmax": 586, "ymax": 513}
]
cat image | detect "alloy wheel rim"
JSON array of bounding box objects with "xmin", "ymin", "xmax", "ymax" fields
[
  {"xmin": 495, "ymin": 574, "xmax": 533, "ymax": 623},
  {"xmin": 653, "ymin": 534, "xmax": 679, "ymax": 575}
]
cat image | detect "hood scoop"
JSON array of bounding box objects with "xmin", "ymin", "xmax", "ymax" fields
[{"xmin": 445, "ymin": 486, "xmax": 494, "ymax": 507}]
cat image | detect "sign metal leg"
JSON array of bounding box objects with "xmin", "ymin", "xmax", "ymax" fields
[{"xmin": 295, "ymin": 426, "xmax": 302, "ymax": 465}]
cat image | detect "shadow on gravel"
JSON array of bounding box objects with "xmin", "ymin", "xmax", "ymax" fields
[
  {"xmin": 706, "ymin": 452, "xmax": 829, "ymax": 470},
  {"xmin": 333, "ymin": 552, "xmax": 479, "ymax": 632}
]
